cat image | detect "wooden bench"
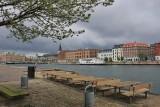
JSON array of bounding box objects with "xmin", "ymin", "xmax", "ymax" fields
[
  {"xmin": 92, "ymin": 78, "xmax": 114, "ymax": 86},
  {"xmin": 40, "ymin": 71, "xmax": 46, "ymax": 78},
  {"xmin": 121, "ymin": 83, "xmax": 152, "ymax": 103},
  {"xmin": 0, "ymin": 85, "xmax": 29, "ymax": 99},
  {"xmin": 68, "ymin": 76, "xmax": 95, "ymax": 86},
  {"xmin": 40, "ymin": 71, "xmax": 66, "ymax": 78},
  {"xmin": 46, "ymin": 72, "xmax": 67, "ymax": 80},
  {"xmin": 95, "ymin": 79, "xmax": 121, "ymax": 96}
]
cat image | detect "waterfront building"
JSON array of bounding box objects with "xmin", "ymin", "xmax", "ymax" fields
[
  {"xmin": 149, "ymin": 44, "xmax": 156, "ymax": 61},
  {"xmin": 0, "ymin": 52, "xmax": 6, "ymax": 64},
  {"xmin": 97, "ymin": 49, "xmax": 113, "ymax": 61},
  {"xmin": 65, "ymin": 50, "xmax": 76, "ymax": 62},
  {"xmin": 65, "ymin": 49, "xmax": 99, "ymax": 63},
  {"xmin": 155, "ymin": 42, "xmax": 160, "ymax": 60},
  {"xmin": 123, "ymin": 41, "xmax": 150, "ymax": 61},
  {"xmin": 57, "ymin": 42, "xmax": 160, "ymax": 63},
  {"xmin": 57, "ymin": 47, "xmax": 99, "ymax": 63},
  {"xmin": 38, "ymin": 53, "xmax": 58, "ymax": 63},
  {"xmin": 76, "ymin": 49, "xmax": 99, "ymax": 59},
  {"xmin": 58, "ymin": 50, "xmax": 67, "ymax": 63},
  {"xmin": 25, "ymin": 56, "xmax": 37, "ymax": 63},
  {"xmin": 57, "ymin": 44, "xmax": 68, "ymax": 63},
  {"xmin": 2, "ymin": 51, "xmax": 26, "ymax": 63},
  {"xmin": 112, "ymin": 44, "xmax": 123, "ymax": 62}
]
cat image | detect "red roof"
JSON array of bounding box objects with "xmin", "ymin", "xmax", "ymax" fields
[{"xmin": 123, "ymin": 41, "xmax": 149, "ymax": 48}]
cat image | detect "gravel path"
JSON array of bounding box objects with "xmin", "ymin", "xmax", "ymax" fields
[{"xmin": 0, "ymin": 79, "xmax": 131, "ymax": 107}]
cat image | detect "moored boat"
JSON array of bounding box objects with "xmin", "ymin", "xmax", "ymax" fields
[{"xmin": 78, "ymin": 58, "xmax": 104, "ymax": 65}]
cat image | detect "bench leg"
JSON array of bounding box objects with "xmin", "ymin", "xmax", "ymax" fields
[
  {"xmin": 129, "ymin": 96, "xmax": 132, "ymax": 104},
  {"xmin": 145, "ymin": 92, "xmax": 148, "ymax": 98},
  {"xmin": 94, "ymin": 88, "xmax": 96, "ymax": 94},
  {"xmin": 114, "ymin": 87, "xmax": 117, "ymax": 99},
  {"xmin": 102, "ymin": 90, "xmax": 105, "ymax": 96}
]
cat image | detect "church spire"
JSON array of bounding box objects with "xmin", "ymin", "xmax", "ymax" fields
[
  {"xmin": 58, "ymin": 44, "xmax": 62, "ymax": 54},
  {"xmin": 59, "ymin": 44, "xmax": 62, "ymax": 51}
]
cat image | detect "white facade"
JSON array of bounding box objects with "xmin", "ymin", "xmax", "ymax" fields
[
  {"xmin": 112, "ymin": 46, "xmax": 123, "ymax": 62},
  {"xmin": 124, "ymin": 57, "xmax": 140, "ymax": 62},
  {"xmin": 97, "ymin": 50, "xmax": 113, "ymax": 61},
  {"xmin": 155, "ymin": 56, "xmax": 160, "ymax": 60}
]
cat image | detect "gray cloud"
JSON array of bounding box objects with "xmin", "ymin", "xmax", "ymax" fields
[
  {"xmin": 0, "ymin": 27, "xmax": 59, "ymax": 54},
  {"xmin": 1, "ymin": 0, "xmax": 160, "ymax": 54}
]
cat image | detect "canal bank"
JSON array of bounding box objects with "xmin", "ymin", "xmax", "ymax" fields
[{"xmin": 104, "ymin": 61, "xmax": 160, "ymax": 65}]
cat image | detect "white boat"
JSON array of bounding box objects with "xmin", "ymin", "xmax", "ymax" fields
[{"xmin": 78, "ymin": 58, "xmax": 104, "ymax": 64}]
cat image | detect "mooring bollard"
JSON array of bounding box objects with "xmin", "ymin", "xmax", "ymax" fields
[
  {"xmin": 21, "ymin": 74, "xmax": 28, "ymax": 88},
  {"xmin": 83, "ymin": 85, "xmax": 94, "ymax": 107}
]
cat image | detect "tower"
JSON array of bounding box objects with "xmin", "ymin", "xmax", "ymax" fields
[{"xmin": 58, "ymin": 44, "xmax": 62, "ymax": 54}]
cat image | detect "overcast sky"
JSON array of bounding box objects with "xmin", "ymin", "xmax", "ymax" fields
[{"xmin": 1, "ymin": 0, "xmax": 160, "ymax": 55}]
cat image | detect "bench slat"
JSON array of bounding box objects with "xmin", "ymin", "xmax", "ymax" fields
[
  {"xmin": 121, "ymin": 83, "xmax": 152, "ymax": 103},
  {"xmin": 129, "ymin": 83, "xmax": 152, "ymax": 91},
  {"xmin": 97, "ymin": 86, "xmax": 114, "ymax": 91},
  {"xmin": 121, "ymin": 91, "xmax": 133, "ymax": 97},
  {"xmin": 134, "ymin": 88, "xmax": 149, "ymax": 95},
  {"xmin": 96, "ymin": 79, "xmax": 121, "ymax": 86}
]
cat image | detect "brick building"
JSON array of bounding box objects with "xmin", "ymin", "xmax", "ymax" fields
[
  {"xmin": 5, "ymin": 52, "xmax": 26, "ymax": 63},
  {"xmin": 123, "ymin": 41, "xmax": 150, "ymax": 61},
  {"xmin": 58, "ymin": 50, "xmax": 67, "ymax": 63},
  {"xmin": 58, "ymin": 48, "xmax": 99, "ymax": 63},
  {"xmin": 155, "ymin": 42, "xmax": 160, "ymax": 60},
  {"xmin": 0, "ymin": 53, "xmax": 6, "ymax": 63},
  {"xmin": 149, "ymin": 44, "xmax": 156, "ymax": 60},
  {"xmin": 76, "ymin": 49, "xmax": 99, "ymax": 59}
]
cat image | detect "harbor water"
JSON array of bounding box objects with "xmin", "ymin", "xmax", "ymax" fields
[{"xmin": 9, "ymin": 64, "xmax": 160, "ymax": 95}]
